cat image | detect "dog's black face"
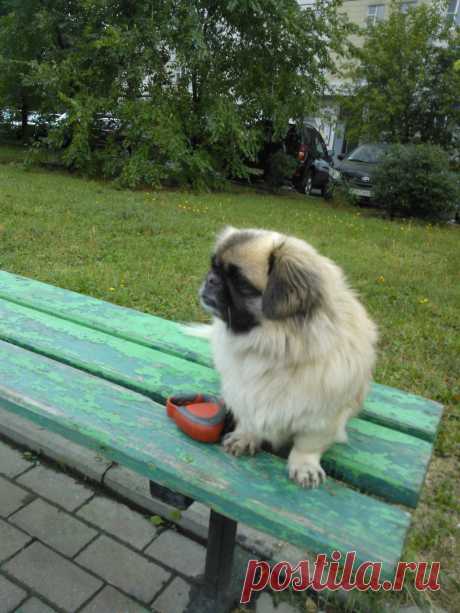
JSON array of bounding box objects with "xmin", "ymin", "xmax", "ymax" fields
[{"xmin": 200, "ymin": 255, "xmax": 262, "ymax": 334}]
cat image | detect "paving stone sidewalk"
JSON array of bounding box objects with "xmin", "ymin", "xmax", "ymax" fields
[{"xmin": 0, "ymin": 437, "xmax": 207, "ymax": 613}]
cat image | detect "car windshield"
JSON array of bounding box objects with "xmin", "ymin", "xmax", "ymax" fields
[{"xmin": 347, "ymin": 145, "xmax": 387, "ymax": 163}]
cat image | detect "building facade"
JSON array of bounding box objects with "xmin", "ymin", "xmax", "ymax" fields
[{"xmin": 298, "ymin": 0, "xmax": 458, "ymax": 155}]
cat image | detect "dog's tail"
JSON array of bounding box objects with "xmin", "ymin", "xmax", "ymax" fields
[{"xmin": 180, "ymin": 323, "xmax": 212, "ymax": 339}]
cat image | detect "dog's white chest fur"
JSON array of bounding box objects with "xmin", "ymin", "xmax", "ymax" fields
[{"xmin": 210, "ymin": 318, "xmax": 364, "ymax": 449}]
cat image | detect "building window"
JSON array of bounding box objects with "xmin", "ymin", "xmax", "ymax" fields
[
  {"xmin": 367, "ymin": 5, "xmax": 385, "ymax": 26},
  {"xmin": 447, "ymin": 0, "xmax": 460, "ymax": 25},
  {"xmin": 298, "ymin": 1, "xmax": 316, "ymax": 10},
  {"xmin": 400, "ymin": 1, "xmax": 417, "ymax": 13}
]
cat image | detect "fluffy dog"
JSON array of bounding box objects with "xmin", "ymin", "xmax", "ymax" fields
[{"xmin": 199, "ymin": 226, "xmax": 378, "ymax": 487}]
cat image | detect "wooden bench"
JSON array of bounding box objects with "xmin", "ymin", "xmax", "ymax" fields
[{"xmin": 0, "ymin": 270, "xmax": 443, "ymax": 610}]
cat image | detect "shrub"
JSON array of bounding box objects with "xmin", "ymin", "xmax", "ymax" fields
[
  {"xmin": 373, "ymin": 144, "xmax": 459, "ymax": 221},
  {"xmin": 264, "ymin": 150, "xmax": 298, "ymax": 188},
  {"xmin": 330, "ymin": 180, "xmax": 359, "ymax": 208}
]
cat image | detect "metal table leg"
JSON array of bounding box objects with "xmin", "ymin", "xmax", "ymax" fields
[{"xmin": 149, "ymin": 482, "xmax": 239, "ymax": 612}]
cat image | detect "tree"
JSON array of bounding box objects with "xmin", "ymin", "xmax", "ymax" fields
[
  {"xmin": 0, "ymin": 0, "xmax": 351, "ymax": 186},
  {"xmin": 0, "ymin": 0, "xmax": 83, "ymax": 137},
  {"xmin": 0, "ymin": 0, "xmax": 50, "ymax": 137},
  {"xmin": 339, "ymin": 0, "xmax": 460, "ymax": 150}
]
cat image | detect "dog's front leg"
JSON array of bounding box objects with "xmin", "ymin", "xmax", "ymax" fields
[
  {"xmin": 223, "ymin": 426, "xmax": 261, "ymax": 457},
  {"xmin": 288, "ymin": 430, "xmax": 335, "ymax": 488}
]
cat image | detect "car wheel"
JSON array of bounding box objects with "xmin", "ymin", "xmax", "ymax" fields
[{"xmin": 303, "ymin": 172, "xmax": 313, "ymax": 196}]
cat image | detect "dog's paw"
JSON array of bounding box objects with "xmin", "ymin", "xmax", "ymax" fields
[
  {"xmin": 289, "ymin": 461, "xmax": 326, "ymax": 488},
  {"xmin": 223, "ymin": 432, "xmax": 259, "ymax": 457}
]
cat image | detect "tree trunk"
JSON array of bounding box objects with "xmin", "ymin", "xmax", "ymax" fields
[
  {"xmin": 21, "ymin": 100, "xmax": 29, "ymax": 140},
  {"xmin": 190, "ymin": 70, "xmax": 200, "ymax": 149}
]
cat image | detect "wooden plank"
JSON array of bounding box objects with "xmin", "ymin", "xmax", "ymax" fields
[
  {"xmin": 361, "ymin": 384, "xmax": 443, "ymax": 443},
  {"xmin": 0, "ymin": 270, "xmax": 443, "ymax": 441},
  {"xmin": 0, "ymin": 297, "xmax": 218, "ymax": 403},
  {"xmin": 0, "ymin": 270, "xmax": 210, "ymax": 365},
  {"xmin": 0, "ymin": 339, "xmax": 411, "ymax": 578},
  {"xmin": 324, "ymin": 418, "xmax": 432, "ymax": 507},
  {"xmin": 0, "ymin": 298, "xmax": 432, "ymax": 507}
]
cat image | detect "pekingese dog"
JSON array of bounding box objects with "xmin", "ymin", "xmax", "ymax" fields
[{"xmin": 199, "ymin": 226, "xmax": 378, "ymax": 488}]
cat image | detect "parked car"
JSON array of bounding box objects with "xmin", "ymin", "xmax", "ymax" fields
[
  {"xmin": 288, "ymin": 123, "xmax": 336, "ymax": 198},
  {"xmin": 253, "ymin": 121, "xmax": 337, "ymax": 198},
  {"xmin": 334, "ymin": 143, "xmax": 389, "ymax": 201},
  {"xmin": 0, "ymin": 109, "xmax": 68, "ymax": 140}
]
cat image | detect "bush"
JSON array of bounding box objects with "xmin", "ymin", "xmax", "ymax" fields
[
  {"xmin": 264, "ymin": 150, "xmax": 298, "ymax": 188},
  {"xmin": 330, "ymin": 180, "xmax": 359, "ymax": 208},
  {"xmin": 373, "ymin": 144, "xmax": 459, "ymax": 221}
]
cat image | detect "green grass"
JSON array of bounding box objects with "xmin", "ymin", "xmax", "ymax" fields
[
  {"xmin": 0, "ymin": 146, "xmax": 459, "ymax": 611},
  {"xmin": 0, "ymin": 142, "xmax": 31, "ymax": 163}
]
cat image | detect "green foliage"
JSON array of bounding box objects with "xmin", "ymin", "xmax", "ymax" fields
[
  {"xmin": 0, "ymin": 1, "xmax": 47, "ymax": 138},
  {"xmin": 149, "ymin": 515, "xmax": 165, "ymax": 526},
  {"xmin": 264, "ymin": 150, "xmax": 297, "ymax": 187},
  {"xmin": 169, "ymin": 509, "xmax": 182, "ymax": 522},
  {"xmin": 0, "ymin": 0, "xmax": 351, "ymax": 187},
  {"xmin": 329, "ymin": 180, "xmax": 358, "ymax": 207},
  {"xmin": 373, "ymin": 144, "xmax": 459, "ymax": 220},
  {"xmin": 340, "ymin": 1, "xmax": 460, "ymax": 151}
]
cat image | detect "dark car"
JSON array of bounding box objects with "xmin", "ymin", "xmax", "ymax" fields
[
  {"xmin": 335, "ymin": 144, "xmax": 389, "ymax": 200},
  {"xmin": 255, "ymin": 121, "xmax": 335, "ymax": 197},
  {"xmin": 287, "ymin": 123, "xmax": 335, "ymax": 197}
]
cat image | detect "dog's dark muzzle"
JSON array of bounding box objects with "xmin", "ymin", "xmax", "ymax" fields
[{"xmin": 200, "ymin": 271, "xmax": 227, "ymax": 318}]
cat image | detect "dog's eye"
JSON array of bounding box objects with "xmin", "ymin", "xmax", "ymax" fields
[
  {"xmin": 210, "ymin": 256, "xmax": 221, "ymax": 272},
  {"xmin": 238, "ymin": 280, "xmax": 261, "ymax": 297},
  {"xmin": 237, "ymin": 281, "xmax": 256, "ymax": 295},
  {"xmin": 227, "ymin": 265, "xmax": 260, "ymax": 297}
]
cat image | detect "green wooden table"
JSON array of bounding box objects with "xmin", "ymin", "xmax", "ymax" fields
[{"xmin": 0, "ymin": 271, "xmax": 443, "ymax": 609}]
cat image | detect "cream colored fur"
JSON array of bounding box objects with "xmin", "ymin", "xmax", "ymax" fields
[{"xmin": 205, "ymin": 228, "xmax": 378, "ymax": 487}]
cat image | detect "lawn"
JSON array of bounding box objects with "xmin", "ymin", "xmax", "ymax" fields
[{"xmin": 0, "ymin": 146, "xmax": 458, "ymax": 610}]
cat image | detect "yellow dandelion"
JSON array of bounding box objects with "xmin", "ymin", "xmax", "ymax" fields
[{"xmin": 377, "ymin": 275, "xmax": 385, "ymax": 283}]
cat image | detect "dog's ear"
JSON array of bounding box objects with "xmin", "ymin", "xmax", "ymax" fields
[
  {"xmin": 262, "ymin": 243, "xmax": 322, "ymax": 320},
  {"xmin": 216, "ymin": 225, "xmax": 238, "ymax": 246}
]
